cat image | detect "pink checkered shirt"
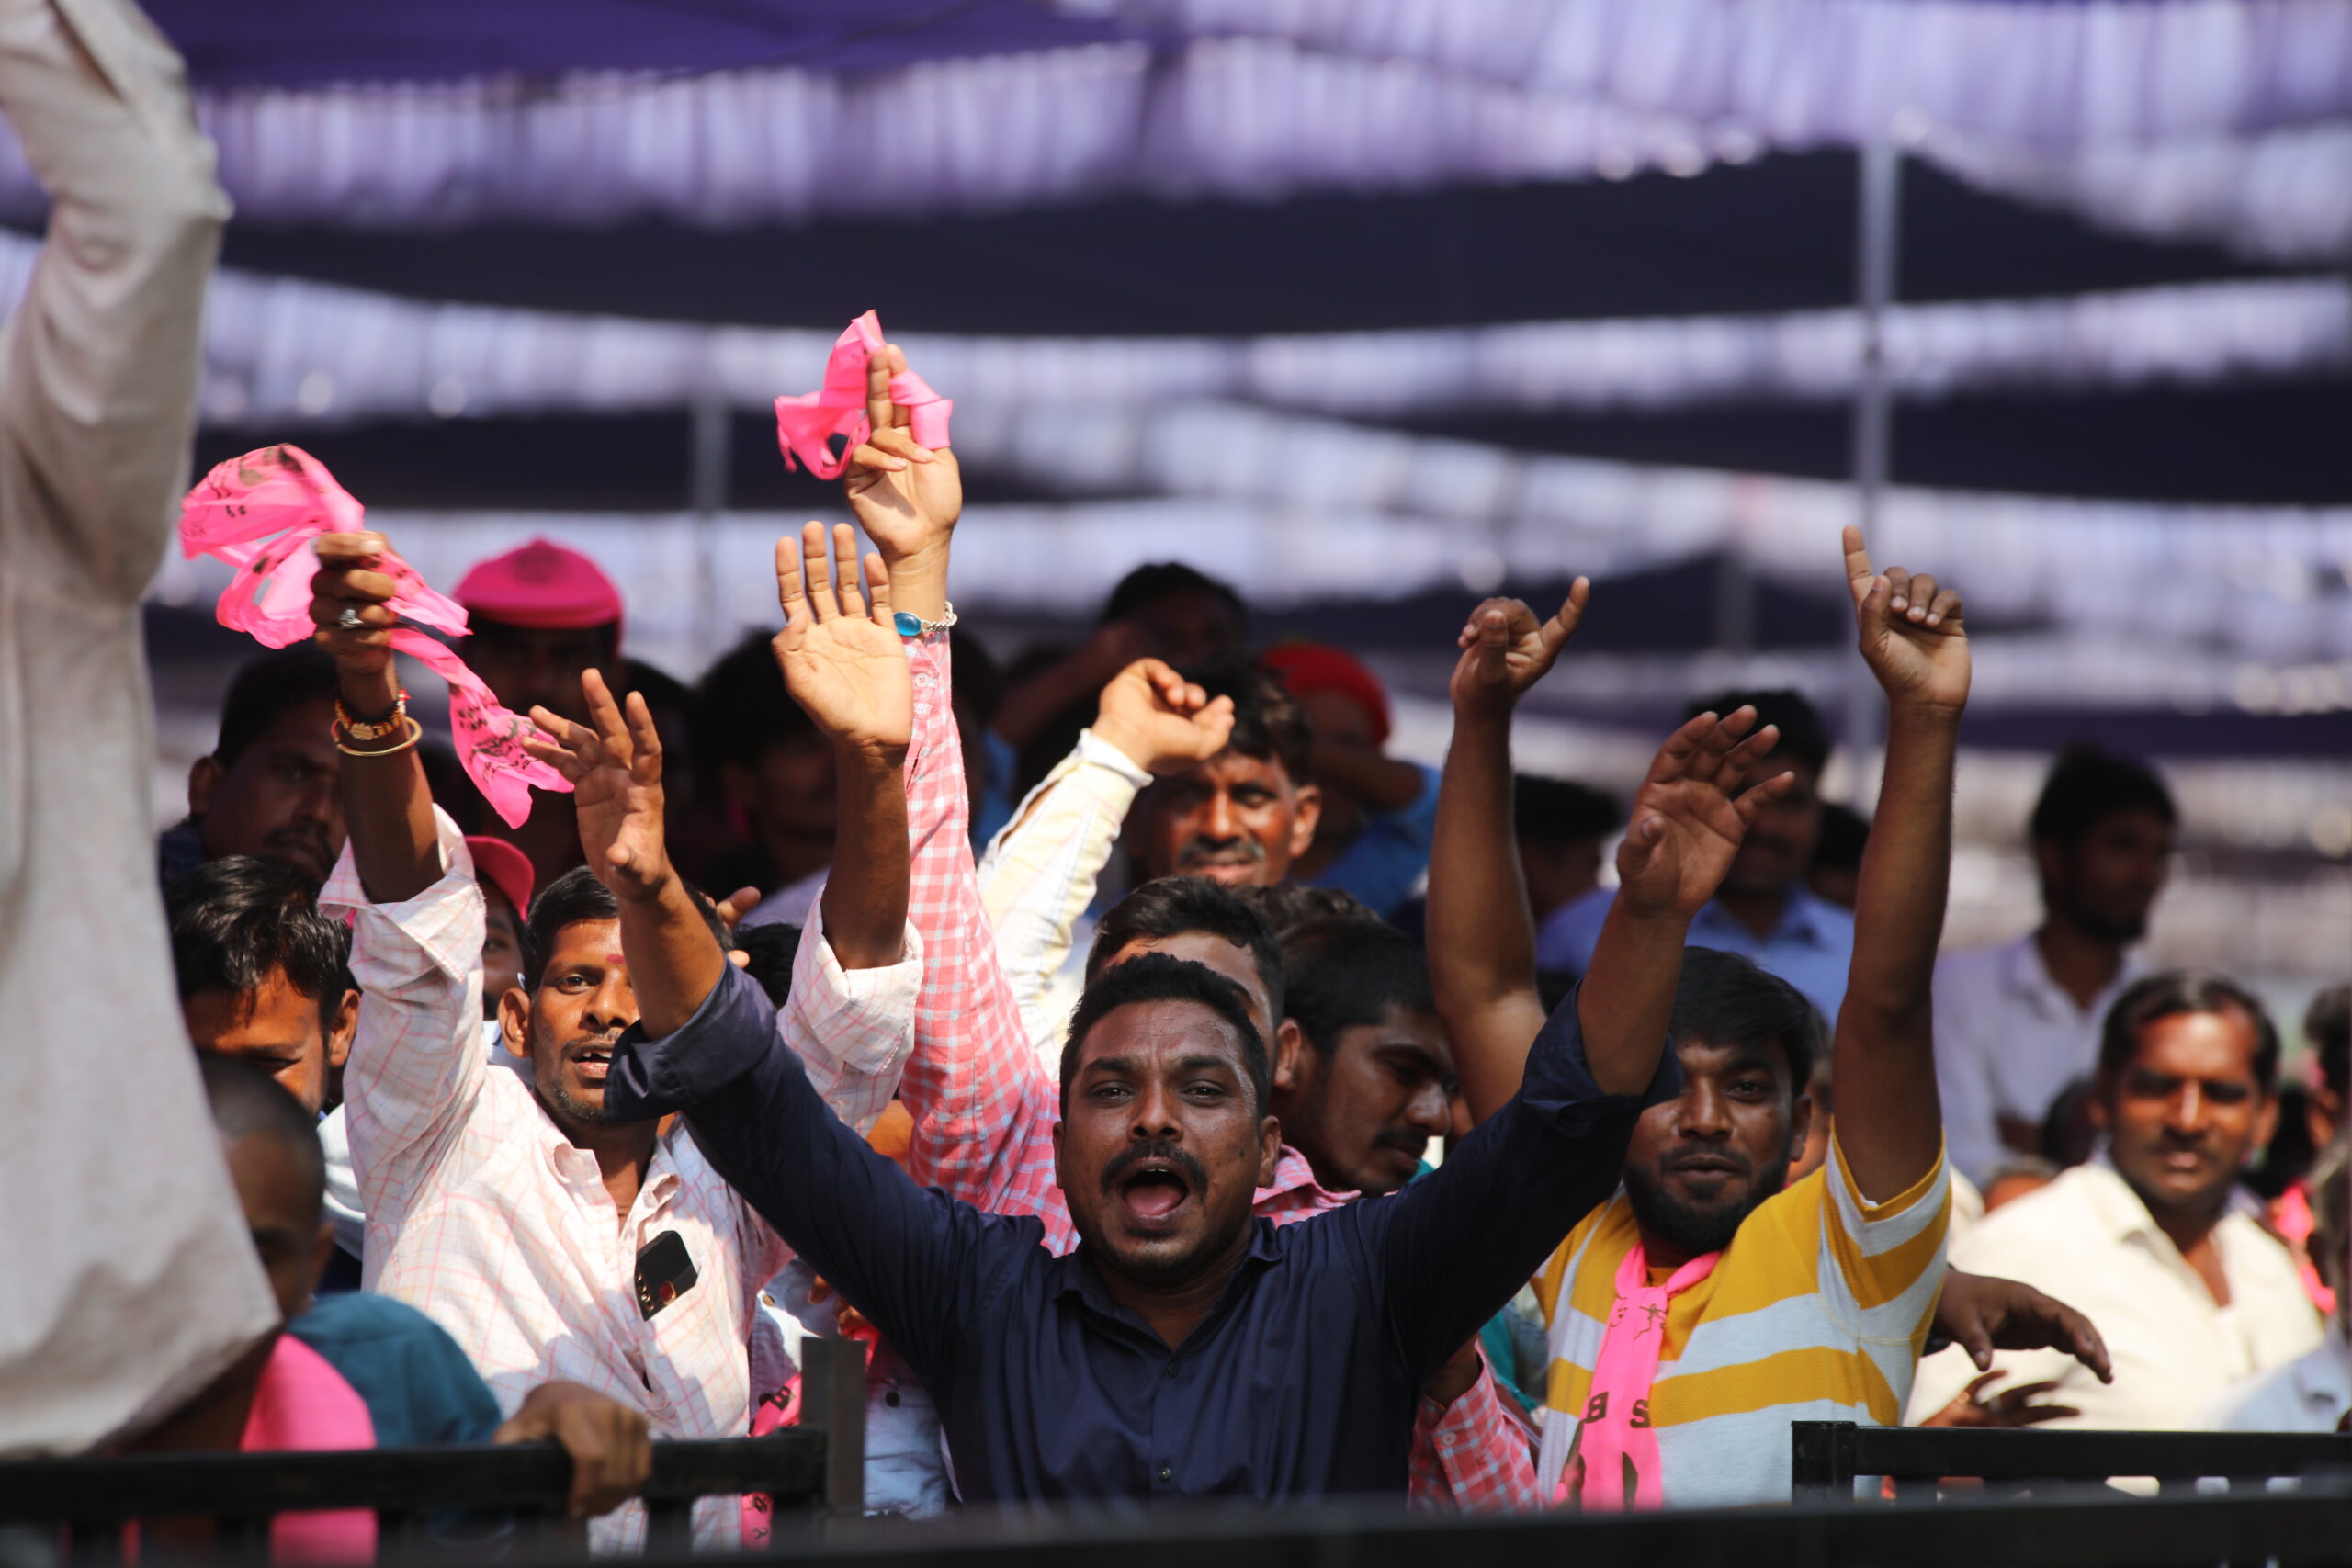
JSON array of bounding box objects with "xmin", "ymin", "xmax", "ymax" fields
[
  {"xmin": 861, "ymin": 634, "xmax": 1538, "ymax": 1510},
  {"xmin": 323, "ymin": 808, "xmax": 919, "ymax": 1549}
]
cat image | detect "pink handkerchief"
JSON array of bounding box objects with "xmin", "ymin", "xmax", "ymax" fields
[
  {"xmin": 774, "ymin": 310, "xmax": 952, "ymax": 479},
  {"xmin": 179, "ymin": 446, "xmax": 571, "ymax": 829}
]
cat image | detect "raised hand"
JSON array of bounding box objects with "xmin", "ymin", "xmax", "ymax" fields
[
  {"xmin": 842, "ymin": 343, "xmax": 961, "ymax": 590},
  {"xmin": 522, "ymin": 670, "xmax": 672, "ymax": 904},
  {"xmin": 1615, "ymin": 707, "xmax": 1794, "ymax": 919},
  {"xmin": 1091, "ymin": 657, "xmax": 1236, "ymax": 776},
  {"xmin": 1933, "ymin": 1268, "xmax": 2113, "ymax": 1382},
  {"xmin": 309, "ymin": 530, "xmax": 401, "ymax": 694},
  {"xmin": 1449, "ymin": 579, "xmax": 1590, "ymax": 720},
  {"xmin": 1845, "ymin": 524, "xmax": 1969, "ymax": 716},
  {"xmin": 769, "ymin": 521, "xmax": 912, "ymax": 765}
]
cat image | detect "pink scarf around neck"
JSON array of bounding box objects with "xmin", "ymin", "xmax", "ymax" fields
[{"xmin": 1564, "ymin": 1243, "xmax": 1720, "ymax": 1510}]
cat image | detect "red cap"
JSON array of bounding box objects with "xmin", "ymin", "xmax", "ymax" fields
[
  {"xmin": 464, "ymin": 835, "xmax": 537, "ymax": 923},
  {"xmin": 455, "ymin": 537, "xmax": 624, "ymax": 634},
  {"xmin": 1261, "ymin": 642, "xmax": 1392, "ymax": 749}
]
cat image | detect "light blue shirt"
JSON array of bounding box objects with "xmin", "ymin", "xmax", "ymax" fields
[
  {"xmin": 1535, "ymin": 884, "xmax": 1855, "ymax": 1027},
  {"xmin": 1304, "ymin": 762, "xmax": 1442, "ymax": 919}
]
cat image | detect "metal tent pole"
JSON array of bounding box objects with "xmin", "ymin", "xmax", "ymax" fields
[
  {"xmin": 1844, "ymin": 139, "xmax": 1901, "ymax": 808},
  {"xmin": 689, "ymin": 393, "xmax": 730, "ymax": 673}
]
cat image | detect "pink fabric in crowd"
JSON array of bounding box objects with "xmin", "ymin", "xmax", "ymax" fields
[
  {"xmin": 774, "ymin": 310, "xmax": 953, "ymax": 479},
  {"xmin": 1566, "ymin": 1245, "xmax": 1721, "ymax": 1511},
  {"xmin": 179, "ymin": 446, "xmax": 572, "ymax": 829},
  {"xmin": 243, "ymin": 1333, "xmax": 379, "ymax": 1565},
  {"xmin": 454, "ymin": 537, "xmax": 625, "ymax": 635}
]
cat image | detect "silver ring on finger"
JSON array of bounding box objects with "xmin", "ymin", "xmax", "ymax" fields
[{"xmin": 337, "ymin": 606, "xmax": 364, "ymax": 630}]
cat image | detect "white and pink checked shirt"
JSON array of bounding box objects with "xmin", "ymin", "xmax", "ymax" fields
[
  {"xmin": 786, "ymin": 633, "xmax": 1538, "ymax": 1510},
  {"xmin": 323, "ymin": 808, "xmax": 920, "ymax": 1550}
]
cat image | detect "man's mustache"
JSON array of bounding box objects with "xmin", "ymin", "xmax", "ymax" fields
[
  {"xmin": 1177, "ymin": 836, "xmax": 1265, "ymax": 867},
  {"xmin": 1100, "ymin": 1139, "xmax": 1210, "ymax": 1195}
]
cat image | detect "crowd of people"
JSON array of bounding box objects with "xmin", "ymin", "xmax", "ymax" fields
[{"xmin": 3, "ymin": 0, "xmax": 2346, "ymax": 1556}]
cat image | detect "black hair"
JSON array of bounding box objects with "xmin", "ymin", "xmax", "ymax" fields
[
  {"xmin": 1280, "ymin": 917, "xmax": 1435, "ymax": 1064},
  {"xmin": 2306, "ymin": 984, "xmax": 2349, "ymax": 1100},
  {"xmin": 166, "ymin": 855, "xmax": 354, "ymax": 1022},
  {"xmin": 198, "ymin": 1053, "xmax": 327, "ymax": 1217},
  {"xmin": 1513, "ymin": 775, "xmax": 1622, "ymax": 846},
  {"xmin": 521, "ymin": 866, "xmax": 733, "ymax": 990},
  {"xmin": 1687, "ymin": 688, "xmax": 1829, "ymax": 777},
  {"xmin": 1811, "ymin": 801, "xmax": 1871, "ymax": 873},
  {"xmin": 1229, "ymin": 883, "xmax": 1378, "ymax": 946},
  {"xmin": 212, "ymin": 645, "xmax": 340, "ymax": 768},
  {"xmin": 2098, "ymin": 969, "xmax": 2281, "ymax": 1091},
  {"xmin": 1102, "ymin": 562, "xmax": 1247, "ymax": 633},
  {"xmin": 1182, "ymin": 653, "xmax": 1315, "ymax": 785},
  {"xmin": 2029, "ymin": 743, "xmax": 2177, "ymax": 851},
  {"xmin": 691, "ymin": 629, "xmax": 817, "ymax": 776},
  {"xmin": 1668, "ymin": 947, "xmax": 1823, "ymax": 1090},
  {"xmin": 947, "ymin": 627, "xmax": 1005, "ymax": 729},
  {"xmin": 733, "ymin": 922, "xmax": 803, "ymax": 1010},
  {"xmin": 1061, "ymin": 952, "xmax": 1270, "ymax": 1114},
  {"xmin": 1087, "ymin": 877, "xmax": 1286, "ymax": 1024}
]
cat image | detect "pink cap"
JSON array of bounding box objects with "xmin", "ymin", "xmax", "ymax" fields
[
  {"xmin": 464, "ymin": 835, "xmax": 537, "ymax": 922},
  {"xmin": 455, "ymin": 537, "xmax": 624, "ymax": 634}
]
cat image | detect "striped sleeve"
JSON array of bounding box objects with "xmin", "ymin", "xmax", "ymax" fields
[{"xmin": 1819, "ymin": 1134, "xmax": 1951, "ymax": 1350}]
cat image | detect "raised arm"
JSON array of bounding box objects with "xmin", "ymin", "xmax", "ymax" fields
[
  {"xmin": 1380, "ymin": 710, "xmax": 1790, "ymax": 1367},
  {"xmin": 770, "ymin": 522, "xmax": 912, "ymax": 973},
  {"xmin": 523, "ymin": 671, "xmax": 718, "ymax": 1038},
  {"xmin": 1831, "ymin": 525, "xmax": 1966, "ymax": 1201},
  {"xmin": 311, "ymin": 531, "xmax": 438, "ymax": 903},
  {"xmin": 1430, "ymin": 584, "xmax": 1588, "ymax": 1123}
]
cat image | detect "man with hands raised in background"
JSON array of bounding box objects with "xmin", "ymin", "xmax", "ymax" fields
[
  {"xmin": 1426, "ymin": 527, "xmax": 2106, "ymax": 1509},
  {"xmin": 303, "ymin": 517, "xmax": 920, "ymax": 1551}
]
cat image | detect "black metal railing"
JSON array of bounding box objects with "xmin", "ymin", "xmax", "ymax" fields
[
  {"xmin": 0, "ymin": 1337, "xmax": 865, "ymax": 1562},
  {"xmin": 1791, "ymin": 1419, "xmax": 2352, "ymax": 1504}
]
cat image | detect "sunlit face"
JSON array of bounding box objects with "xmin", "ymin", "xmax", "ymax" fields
[
  {"xmin": 1054, "ymin": 999, "xmax": 1279, "ymax": 1288},
  {"xmin": 1137, "ymin": 752, "xmax": 1321, "ymax": 887},
  {"xmin": 184, "ymin": 968, "xmax": 356, "ymax": 1116},
  {"xmin": 1623, "ymin": 1035, "xmax": 1812, "ymax": 1259},
  {"xmin": 503, "ymin": 917, "xmax": 637, "ymax": 1134},
  {"xmin": 1276, "ymin": 1007, "xmax": 1455, "ymax": 1197},
  {"xmin": 188, "ymin": 701, "xmax": 345, "ymax": 883},
  {"xmin": 2095, "ymin": 1007, "xmax": 2273, "ymax": 1229}
]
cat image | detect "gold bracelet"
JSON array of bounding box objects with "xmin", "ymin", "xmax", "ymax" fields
[{"xmin": 334, "ymin": 716, "xmax": 424, "ymax": 758}]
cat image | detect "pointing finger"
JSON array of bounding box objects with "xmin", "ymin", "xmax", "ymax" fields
[{"xmin": 1841, "ymin": 524, "xmax": 1875, "ymax": 610}]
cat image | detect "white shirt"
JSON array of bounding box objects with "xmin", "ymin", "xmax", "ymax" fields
[
  {"xmin": 322, "ymin": 812, "xmax": 919, "ymax": 1550},
  {"xmin": 0, "ymin": 0, "xmax": 279, "ymax": 1450},
  {"xmin": 2205, "ymin": 1332, "xmax": 2350, "ymax": 1433},
  {"xmin": 1933, "ymin": 933, "xmax": 2144, "ymax": 1187},
  {"xmin": 1910, "ymin": 1163, "xmax": 2324, "ymax": 1429}
]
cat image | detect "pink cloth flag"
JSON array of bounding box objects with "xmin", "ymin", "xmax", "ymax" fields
[
  {"xmin": 179, "ymin": 446, "xmax": 571, "ymax": 829},
  {"xmin": 1564, "ymin": 1244, "xmax": 1721, "ymax": 1511},
  {"xmin": 773, "ymin": 310, "xmax": 952, "ymax": 479}
]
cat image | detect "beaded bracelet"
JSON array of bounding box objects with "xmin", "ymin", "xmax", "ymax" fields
[{"xmin": 334, "ymin": 715, "xmax": 424, "ymax": 758}]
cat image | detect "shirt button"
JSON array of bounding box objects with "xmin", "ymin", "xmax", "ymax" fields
[
  {"xmin": 884, "ymin": 1390, "xmax": 901, "ymax": 1408},
  {"xmin": 1158, "ymin": 1465, "xmax": 1172, "ymax": 1483},
  {"xmin": 1440, "ymin": 1434, "xmax": 1455, "ymax": 1448},
  {"xmin": 1165, "ymin": 1362, "xmax": 1179, "ymax": 1379}
]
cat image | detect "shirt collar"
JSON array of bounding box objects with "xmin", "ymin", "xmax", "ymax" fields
[
  {"xmin": 1694, "ymin": 888, "xmax": 1837, "ymax": 950},
  {"xmin": 1049, "ymin": 1222, "xmax": 1284, "ymax": 1330},
  {"xmin": 1261, "ymin": 1144, "xmax": 1355, "ymax": 1207}
]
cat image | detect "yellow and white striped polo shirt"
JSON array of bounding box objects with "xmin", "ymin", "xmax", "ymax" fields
[{"xmin": 1532, "ymin": 1138, "xmax": 1950, "ymax": 1507}]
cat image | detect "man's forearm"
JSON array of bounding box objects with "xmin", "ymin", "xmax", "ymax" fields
[
  {"xmin": 819, "ymin": 742, "xmax": 910, "ymax": 972},
  {"xmin": 617, "ymin": 875, "xmax": 729, "ymax": 1040},
  {"xmin": 337, "ymin": 662, "xmax": 440, "ymax": 904},
  {"xmin": 1575, "ymin": 904, "xmax": 1692, "ymax": 1098},
  {"xmin": 1429, "ymin": 707, "xmax": 1547, "ymax": 1123},
  {"xmin": 1830, "ymin": 700, "xmax": 1956, "ymax": 1196}
]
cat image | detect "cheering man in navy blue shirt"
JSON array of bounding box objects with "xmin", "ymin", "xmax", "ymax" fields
[{"xmin": 544, "ymin": 518, "xmax": 1797, "ymax": 1506}]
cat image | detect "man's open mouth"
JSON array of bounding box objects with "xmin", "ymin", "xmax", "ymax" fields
[
  {"xmin": 571, "ymin": 1046, "xmax": 615, "ymax": 1083},
  {"xmin": 1117, "ymin": 1161, "xmax": 1195, "ymax": 1224}
]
